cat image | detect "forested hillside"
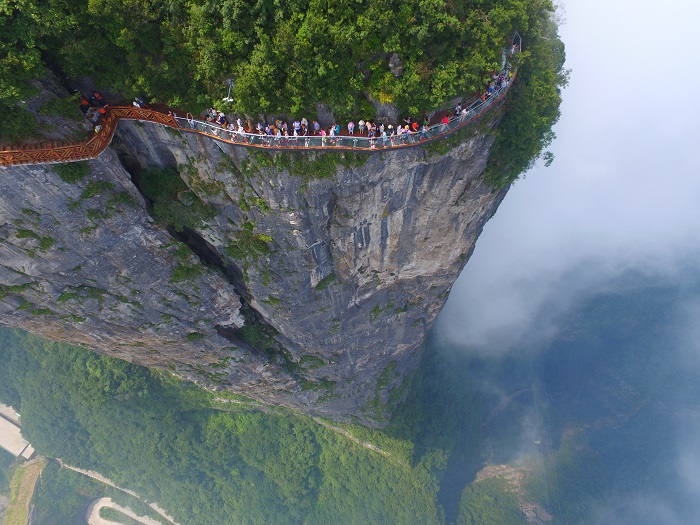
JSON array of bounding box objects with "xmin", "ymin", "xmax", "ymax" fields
[{"xmin": 0, "ymin": 329, "xmax": 444, "ymax": 524}]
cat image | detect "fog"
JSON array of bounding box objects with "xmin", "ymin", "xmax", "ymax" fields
[
  {"xmin": 436, "ymin": 0, "xmax": 700, "ymax": 351},
  {"xmin": 432, "ymin": 0, "xmax": 700, "ymax": 522}
]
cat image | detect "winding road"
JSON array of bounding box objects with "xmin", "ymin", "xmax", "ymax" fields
[{"xmin": 85, "ymin": 497, "xmax": 163, "ymax": 525}]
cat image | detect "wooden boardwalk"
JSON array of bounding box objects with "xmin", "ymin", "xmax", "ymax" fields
[{"xmin": 0, "ymin": 107, "xmax": 178, "ymax": 167}]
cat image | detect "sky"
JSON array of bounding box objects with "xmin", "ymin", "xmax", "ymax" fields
[
  {"xmin": 434, "ymin": 1, "xmax": 700, "ymax": 522},
  {"xmin": 436, "ymin": 0, "xmax": 700, "ymax": 350}
]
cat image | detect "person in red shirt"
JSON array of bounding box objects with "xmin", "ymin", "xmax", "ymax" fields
[
  {"xmin": 441, "ymin": 114, "xmax": 450, "ymax": 130},
  {"xmin": 91, "ymin": 91, "xmax": 106, "ymax": 107}
]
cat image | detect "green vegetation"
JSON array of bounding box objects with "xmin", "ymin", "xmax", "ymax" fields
[
  {"xmin": 38, "ymin": 95, "xmax": 83, "ymax": 121},
  {"xmin": 314, "ymin": 273, "xmax": 336, "ymax": 291},
  {"xmin": 362, "ymin": 361, "xmax": 401, "ymax": 423},
  {"xmin": 235, "ymin": 321, "xmax": 281, "ymax": 360},
  {"xmin": 484, "ymin": 10, "xmax": 568, "ymax": 187},
  {"xmin": 0, "ymin": 328, "xmax": 441, "ymax": 525},
  {"xmin": 57, "ymin": 285, "xmax": 108, "ymax": 305},
  {"xmin": 99, "ymin": 506, "xmax": 142, "ymax": 525},
  {"xmin": 0, "ymin": 106, "xmax": 38, "ymax": 141},
  {"xmin": 224, "ymin": 221, "xmax": 273, "ymax": 260},
  {"xmin": 3, "ymin": 459, "xmax": 47, "ymax": 525},
  {"xmin": 0, "ymin": 449, "xmax": 17, "ymax": 499},
  {"xmin": 1, "ymin": 0, "xmax": 560, "ymax": 156},
  {"xmin": 299, "ymin": 355, "xmax": 326, "ymax": 370},
  {"xmin": 369, "ymin": 300, "xmax": 395, "ymax": 321},
  {"xmin": 15, "ymin": 229, "xmax": 38, "ymax": 240},
  {"xmin": 138, "ymin": 166, "xmax": 216, "ymax": 232},
  {"xmin": 185, "ymin": 332, "xmax": 204, "ymax": 342},
  {"xmin": 184, "ymin": 163, "xmax": 227, "ymax": 197},
  {"xmin": 170, "ymin": 263, "xmax": 204, "ymax": 283},
  {"xmin": 0, "ymin": 281, "xmax": 36, "ymax": 301},
  {"xmin": 457, "ymin": 477, "xmax": 528, "ymax": 525},
  {"xmin": 15, "ymin": 229, "xmax": 55, "ymax": 252},
  {"xmin": 53, "ymin": 162, "xmax": 90, "ymax": 184},
  {"xmin": 67, "ymin": 180, "xmax": 117, "ymax": 211}
]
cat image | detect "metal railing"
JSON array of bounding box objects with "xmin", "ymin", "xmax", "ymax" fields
[{"xmin": 172, "ymin": 79, "xmax": 513, "ymax": 152}]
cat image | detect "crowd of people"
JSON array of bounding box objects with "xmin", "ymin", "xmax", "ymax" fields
[
  {"xmin": 78, "ymin": 91, "xmax": 109, "ymax": 132},
  {"xmin": 187, "ymin": 107, "xmax": 450, "ymax": 148},
  {"xmin": 191, "ymin": 108, "xmax": 439, "ymax": 147},
  {"xmin": 73, "ymin": 61, "xmax": 514, "ymax": 147},
  {"xmin": 184, "ymin": 68, "xmax": 514, "ymax": 148}
]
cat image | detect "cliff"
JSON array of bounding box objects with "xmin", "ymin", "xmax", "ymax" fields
[{"xmin": 0, "ymin": 113, "xmax": 507, "ymax": 425}]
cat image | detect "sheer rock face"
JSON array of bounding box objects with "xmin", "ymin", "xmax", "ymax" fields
[{"xmin": 0, "ymin": 118, "xmax": 507, "ymax": 425}]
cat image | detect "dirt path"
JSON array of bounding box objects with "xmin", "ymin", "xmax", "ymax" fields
[
  {"xmin": 3, "ymin": 458, "xmax": 47, "ymax": 525},
  {"xmin": 312, "ymin": 418, "xmax": 389, "ymax": 456}
]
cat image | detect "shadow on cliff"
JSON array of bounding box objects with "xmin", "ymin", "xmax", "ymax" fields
[{"xmin": 383, "ymin": 331, "xmax": 537, "ymax": 522}]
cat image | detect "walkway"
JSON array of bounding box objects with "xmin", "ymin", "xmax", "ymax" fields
[
  {"xmin": 85, "ymin": 497, "xmax": 164, "ymax": 525},
  {"xmin": 0, "ymin": 75, "xmax": 514, "ymax": 168}
]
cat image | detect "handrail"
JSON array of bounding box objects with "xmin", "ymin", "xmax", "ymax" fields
[
  {"xmin": 0, "ymin": 108, "xmax": 178, "ymax": 167},
  {"xmin": 173, "ymin": 77, "xmax": 513, "ymax": 152},
  {"xmin": 0, "ymin": 74, "xmax": 515, "ymax": 167}
]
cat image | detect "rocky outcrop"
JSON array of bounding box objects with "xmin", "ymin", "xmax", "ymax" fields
[{"xmin": 0, "ymin": 109, "xmax": 507, "ymax": 425}]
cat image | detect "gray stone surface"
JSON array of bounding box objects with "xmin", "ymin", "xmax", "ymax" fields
[{"xmin": 0, "ymin": 113, "xmax": 508, "ymax": 426}]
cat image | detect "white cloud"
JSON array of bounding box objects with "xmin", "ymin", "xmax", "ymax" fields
[{"xmin": 438, "ymin": 0, "xmax": 700, "ymax": 350}]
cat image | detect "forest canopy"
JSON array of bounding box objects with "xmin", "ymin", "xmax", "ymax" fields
[{"xmin": 1, "ymin": 0, "xmax": 558, "ymax": 119}]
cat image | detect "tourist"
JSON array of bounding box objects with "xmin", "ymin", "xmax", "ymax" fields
[
  {"xmin": 348, "ymin": 121, "xmax": 354, "ymax": 134},
  {"xmin": 86, "ymin": 106, "xmax": 100, "ymax": 123},
  {"xmin": 441, "ymin": 114, "xmax": 449, "ymax": 130},
  {"xmin": 186, "ymin": 113, "xmax": 196, "ymax": 129},
  {"xmin": 91, "ymin": 91, "xmax": 106, "ymax": 107},
  {"xmin": 79, "ymin": 94, "xmax": 90, "ymax": 114},
  {"xmin": 358, "ymin": 119, "xmax": 365, "ymax": 135}
]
